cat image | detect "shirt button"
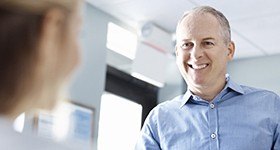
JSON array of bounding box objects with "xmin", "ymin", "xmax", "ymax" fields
[
  {"xmin": 211, "ymin": 133, "xmax": 216, "ymax": 139},
  {"xmin": 210, "ymin": 103, "xmax": 215, "ymax": 109}
]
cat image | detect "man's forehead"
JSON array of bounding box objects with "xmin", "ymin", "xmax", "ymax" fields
[
  {"xmin": 176, "ymin": 13, "xmax": 222, "ymax": 38},
  {"xmin": 180, "ymin": 12, "xmax": 218, "ymax": 27}
]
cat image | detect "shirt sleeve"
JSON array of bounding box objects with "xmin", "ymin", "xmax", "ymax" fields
[
  {"xmin": 135, "ymin": 109, "xmax": 161, "ymax": 150},
  {"xmin": 273, "ymin": 124, "xmax": 280, "ymax": 150},
  {"xmin": 273, "ymin": 94, "xmax": 280, "ymax": 150}
]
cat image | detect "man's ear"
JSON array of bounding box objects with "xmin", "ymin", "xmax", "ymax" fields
[{"xmin": 227, "ymin": 41, "xmax": 235, "ymax": 61}]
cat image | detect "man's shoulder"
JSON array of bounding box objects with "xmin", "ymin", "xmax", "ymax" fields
[
  {"xmin": 238, "ymin": 85, "xmax": 280, "ymax": 105},
  {"xmin": 240, "ymin": 85, "xmax": 279, "ymax": 97},
  {"xmin": 148, "ymin": 95, "xmax": 183, "ymax": 116},
  {"xmin": 144, "ymin": 95, "xmax": 184, "ymax": 127},
  {"xmin": 157, "ymin": 95, "xmax": 183, "ymax": 108}
]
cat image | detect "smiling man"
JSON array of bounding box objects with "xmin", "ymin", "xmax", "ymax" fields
[{"xmin": 135, "ymin": 6, "xmax": 280, "ymax": 150}]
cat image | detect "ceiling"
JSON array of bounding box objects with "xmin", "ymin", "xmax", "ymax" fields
[{"xmin": 86, "ymin": 0, "xmax": 280, "ymax": 60}]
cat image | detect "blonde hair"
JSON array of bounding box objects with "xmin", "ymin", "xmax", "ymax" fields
[{"xmin": 0, "ymin": 0, "xmax": 78, "ymax": 117}]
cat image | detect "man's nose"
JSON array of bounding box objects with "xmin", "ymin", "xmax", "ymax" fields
[{"xmin": 190, "ymin": 44, "xmax": 203, "ymax": 60}]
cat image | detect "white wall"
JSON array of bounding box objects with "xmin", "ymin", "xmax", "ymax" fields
[
  {"xmin": 69, "ymin": 3, "xmax": 186, "ymax": 149},
  {"xmin": 228, "ymin": 54, "xmax": 280, "ymax": 95},
  {"xmin": 69, "ymin": 3, "xmax": 108, "ymax": 150},
  {"xmin": 158, "ymin": 57, "xmax": 186, "ymax": 104}
]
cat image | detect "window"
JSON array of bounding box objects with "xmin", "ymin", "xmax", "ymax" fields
[
  {"xmin": 106, "ymin": 22, "xmax": 137, "ymax": 59},
  {"xmin": 98, "ymin": 92, "xmax": 142, "ymax": 150}
]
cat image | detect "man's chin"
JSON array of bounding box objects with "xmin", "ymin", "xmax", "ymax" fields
[{"xmin": 191, "ymin": 76, "xmax": 206, "ymax": 84}]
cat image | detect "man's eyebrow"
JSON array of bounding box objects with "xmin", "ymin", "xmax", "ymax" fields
[
  {"xmin": 180, "ymin": 39, "xmax": 191, "ymax": 42},
  {"xmin": 202, "ymin": 37, "xmax": 215, "ymax": 40}
]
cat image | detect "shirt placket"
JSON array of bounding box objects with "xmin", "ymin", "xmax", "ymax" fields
[{"xmin": 208, "ymin": 101, "xmax": 219, "ymax": 150}]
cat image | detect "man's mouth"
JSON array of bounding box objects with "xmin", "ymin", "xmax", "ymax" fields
[{"xmin": 188, "ymin": 63, "xmax": 209, "ymax": 70}]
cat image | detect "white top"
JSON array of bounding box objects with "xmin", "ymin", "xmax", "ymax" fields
[{"xmin": 0, "ymin": 117, "xmax": 72, "ymax": 150}]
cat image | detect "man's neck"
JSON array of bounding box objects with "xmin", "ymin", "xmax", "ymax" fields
[{"xmin": 189, "ymin": 78, "xmax": 227, "ymax": 102}]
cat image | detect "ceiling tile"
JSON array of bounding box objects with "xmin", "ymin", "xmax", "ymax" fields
[
  {"xmin": 231, "ymin": 31, "xmax": 264, "ymax": 60},
  {"xmin": 86, "ymin": 0, "xmax": 280, "ymax": 59},
  {"xmin": 194, "ymin": 0, "xmax": 280, "ymax": 21},
  {"xmin": 231, "ymin": 14, "xmax": 280, "ymax": 56},
  {"xmin": 87, "ymin": 0, "xmax": 196, "ymax": 32}
]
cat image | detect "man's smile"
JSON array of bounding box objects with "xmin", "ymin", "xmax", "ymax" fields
[{"xmin": 188, "ymin": 63, "xmax": 209, "ymax": 70}]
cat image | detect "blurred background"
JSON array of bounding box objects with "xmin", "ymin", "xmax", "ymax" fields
[{"xmin": 16, "ymin": 0, "xmax": 280, "ymax": 150}]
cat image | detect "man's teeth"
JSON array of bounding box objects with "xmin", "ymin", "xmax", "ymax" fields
[{"xmin": 192, "ymin": 64, "xmax": 208, "ymax": 70}]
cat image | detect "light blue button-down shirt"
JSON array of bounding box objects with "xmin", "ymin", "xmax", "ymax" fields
[{"xmin": 135, "ymin": 77, "xmax": 280, "ymax": 150}]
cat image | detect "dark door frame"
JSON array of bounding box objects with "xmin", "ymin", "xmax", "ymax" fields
[{"xmin": 104, "ymin": 65, "xmax": 158, "ymax": 126}]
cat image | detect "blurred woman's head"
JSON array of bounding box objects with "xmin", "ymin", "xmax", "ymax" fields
[{"xmin": 0, "ymin": 0, "xmax": 82, "ymax": 118}]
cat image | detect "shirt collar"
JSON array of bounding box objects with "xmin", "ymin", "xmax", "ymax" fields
[
  {"xmin": 180, "ymin": 74, "xmax": 245, "ymax": 108},
  {"xmin": 226, "ymin": 75, "xmax": 244, "ymax": 95},
  {"xmin": 180, "ymin": 89, "xmax": 193, "ymax": 108}
]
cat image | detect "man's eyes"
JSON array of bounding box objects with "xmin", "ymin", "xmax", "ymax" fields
[
  {"xmin": 202, "ymin": 41, "xmax": 215, "ymax": 48},
  {"xmin": 179, "ymin": 41, "xmax": 215, "ymax": 50},
  {"xmin": 181, "ymin": 42, "xmax": 214, "ymax": 47},
  {"xmin": 180, "ymin": 42, "xmax": 193, "ymax": 49},
  {"xmin": 203, "ymin": 41, "xmax": 214, "ymax": 45}
]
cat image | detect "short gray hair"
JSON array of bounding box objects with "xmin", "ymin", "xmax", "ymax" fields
[{"xmin": 176, "ymin": 6, "xmax": 231, "ymax": 44}]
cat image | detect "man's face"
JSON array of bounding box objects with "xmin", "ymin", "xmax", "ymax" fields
[{"xmin": 176, "ymin": 13, "xmax": 234, "ymax": 90}]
